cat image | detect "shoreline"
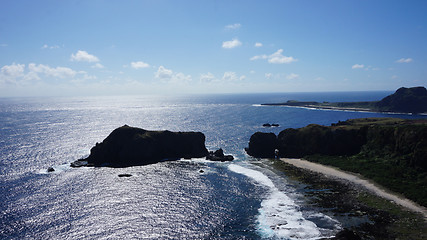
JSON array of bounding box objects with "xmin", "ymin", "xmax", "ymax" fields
[
  {"xmin": 262, "ymin": 104, "xmax": 427, "ymax": 115},
  {"xmin": 280, "ymin": 158, "xmax": 427, "ymax": 219}
]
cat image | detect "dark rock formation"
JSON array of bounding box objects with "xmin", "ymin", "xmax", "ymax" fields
[
  {"xmin": 245, "ymin": 132, "xmax": 278, "ymax": 158},
  {"xmin": 277, "ymin": 124, "xmax": 367, "ymax": 158},
  {"xmin": 263, "ymin": 123, "xmax": 280, "ymax": 127},
  {"xmin": 118, "ymin": 174, "xmax": 132, "ymax": 177},
  {"xmin": 332, "ymin": 228, "xmax": 361, "ymax": 240},
  {"xmin": 47, "ymin": 167, "xmax": 55, "ymax": 172},
  {"xmin": 206, "ymin": 148, "xmax": 234, "ymax": 161},
  {"xmin": 375, "ymin": 86, "xmax": 427, "ymax": 113},
  {"xmin": 247, "ymin": 118, "xmax": 427, "ymax": 171},
  {"xmin": 71, "ymin": 125, "xmax": 209, "ymax": 167}
]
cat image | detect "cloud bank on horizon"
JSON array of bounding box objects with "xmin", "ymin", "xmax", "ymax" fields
[{"xmin": 0, "ymin": 1, "xmax": 426, "ymax": 97}]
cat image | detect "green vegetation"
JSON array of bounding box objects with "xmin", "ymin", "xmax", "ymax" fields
[
  {"xmin": 247, "ymin": 117, "xmax": 427, "ymax": 206},
  {"xmin": 305, "ymin": 154, "xmax": 427, "ymax": 207}
]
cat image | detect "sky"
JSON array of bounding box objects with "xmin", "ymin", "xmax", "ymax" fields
[{"xmin": 0, "ymin": 0, "xmax": 426, "ymax": 97}]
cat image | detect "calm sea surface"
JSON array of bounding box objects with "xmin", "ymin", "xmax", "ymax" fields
[{"xmin": 1, "ymin": 92, "xmax": 425, "ymax": 239}]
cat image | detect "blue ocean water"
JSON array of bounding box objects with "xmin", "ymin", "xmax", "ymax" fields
[{"xmin": 1, "ymin": 92, "xmax": 425, "ymax": 239}]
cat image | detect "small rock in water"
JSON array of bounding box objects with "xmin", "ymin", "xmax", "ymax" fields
[
  {"xmin": 118, "ymin": 174, "xmax": 132, "ymax": 177},
  {"xmin": 47, "ymin": 167, "xmax": 55, "ymax": 172},
  {"xmin": 199, "ymin": 169, "xmax": 204, "ymax": 173}
]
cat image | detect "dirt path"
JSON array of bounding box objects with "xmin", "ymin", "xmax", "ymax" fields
[{"xmin": 280, "ymin": 158, "xmax": 427, "ymax": 219}]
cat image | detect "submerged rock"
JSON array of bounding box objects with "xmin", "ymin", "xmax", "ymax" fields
[{"xmin": 71, "ymin": 125, "xmax": 209, "ymax": 167}]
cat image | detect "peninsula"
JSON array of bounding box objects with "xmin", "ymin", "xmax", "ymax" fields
[
  {"xmin": 262, "ymin": 86, "xmax": 427, "ymax": 114},
  {"xmin": 246, "ymin": 117, "xmax": 427, "ymax": 207}
]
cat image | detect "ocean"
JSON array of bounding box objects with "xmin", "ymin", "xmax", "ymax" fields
[{"xmin": 1, "ymin": 91, "xmax": 425, "ymax": 239}]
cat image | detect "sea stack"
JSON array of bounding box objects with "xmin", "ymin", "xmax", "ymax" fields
[{"xmin": 71, "ymin": 125, "xmax": 209, "ymax": 167}]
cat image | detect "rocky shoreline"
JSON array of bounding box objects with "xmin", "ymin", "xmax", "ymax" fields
[{"xmin": 270, "ymin": 159, "xmax": 427, "ymax": 240}]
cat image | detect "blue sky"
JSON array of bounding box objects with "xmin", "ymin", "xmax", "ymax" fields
[{"xmin": 0, "ymin": 0, "xmax": 426, "ymax": 97}]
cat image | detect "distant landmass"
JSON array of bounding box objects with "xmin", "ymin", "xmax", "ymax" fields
[{"xmin": 262, "ymin": 86, "xmax": 427, "ymax": 114}]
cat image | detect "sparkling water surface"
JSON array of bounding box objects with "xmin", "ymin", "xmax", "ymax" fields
[{"xmin": 1, "ymin": 92, "xmax": 425, "ymax": 239}]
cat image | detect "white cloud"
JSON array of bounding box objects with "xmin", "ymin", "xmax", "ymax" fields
[
  {"xmin": 225, "ymin": 23, "xmax": 241, "ymax": 30},
  {"xmin": 250, "ymin": 49, "xmax": 297, "ymax": 64},
  {"xmin": 222, "ymin": 72, "xmax": 238, "ymax": 81},
  {"xmin": 265, "ymin": 73, "xmax": 272, "ymax": 79},
  {"xmin": 171, "ymin": 72, "xmax": 192, "ymax": 84},
  {"xmin": 91, "ymin": 63, "xmax": 105, "ymax": 69},
  {"xmin": 200, "ymin": 72, "xmax": 216, "ymax": 82},
  {"xmin": 155, "ymin": 66, "xmax": 173, "ymax": 79},
  {"xmin": 352, "ymin": 64, "xmax": 365, "ymax": 69},
  {"xmin": 28, "ymin": 63, "xmax": 77, "ymax": 78},
  {"xmin": 70, "ymin": 50, "xmax": 99, "ymax": 62},
  {"xmin": 1, "ymin": 63, "xmax": 25, "ymax": 77},
  {"xmin": 42, "ymin": 44, "xmax": 60, "ymax": 49},
  {"xmin": 0, "ymin": 43, "xmax": 8, "ymax": 47},
  {"xmin": 250, "ymin": 70, "xmax": 256, "ymax": 74},
  {"xmin": 391, "ymin": 75, "xmax": 398, "ymax": 79},
  {"xmin": 396, "ymin": 58, "xmax": 413, "ymax": 63},
  {"xmin": 222, "ymin": 72, "xmax": 246, "ymax": 82},
  {"xmin": 255, "ymin": 42, "xmax": 263, "ymax": 47},
  {"xmin": 286, "ymin": 73, "xmax": 299, "ymax": 80},
  {"xmin": 1, "ymin": 63, "xmax": 83, "ymax": 85},
  {"xmin": 155, "ymin": 66, "xmax": 191, "ymax": 84},
  {"xmin": 268, "ymin": 49, "xmax": 297, "ymax": 64},
  {"xmin": 250, "ymin": 55, "xmax": 268, "ymax": 61},
  {"xmin": 222, "ymin": 38, "xmax": 242, "ymax": 49},
  {"xmin": 131, "ymin": 61, "xmax": 150, "ymax": 69}
]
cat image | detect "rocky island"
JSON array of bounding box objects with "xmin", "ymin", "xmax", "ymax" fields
[
  {"xmin": 262, "ymin": 86, "xmax": 427, "ymax": 114},
  {"xmin": 71, "ymin": 125, "xmax": 233, "ymax": 168}
]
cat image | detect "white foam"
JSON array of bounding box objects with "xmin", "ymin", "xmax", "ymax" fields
[
  {"xmin": 228, "ymin": 164, "xmax": 329, "ymax": 239},
  {"xmin": 38, "ymin": 163, "xmax": 72, "ymax": 174}
]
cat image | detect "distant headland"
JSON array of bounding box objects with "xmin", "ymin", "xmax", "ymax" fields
[{"xmin": 262, "ymin": 86, "xmax": 427, "ymax": 114}]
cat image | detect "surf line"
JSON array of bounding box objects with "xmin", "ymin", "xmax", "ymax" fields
[{"xmin": 228, "ymin": 164, "xmax": 330, "ymax": 239}]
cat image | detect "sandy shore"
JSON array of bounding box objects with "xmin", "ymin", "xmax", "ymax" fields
[{"xmin": 280, "ymin": 158, "xmax": 427, "ymax": 219}]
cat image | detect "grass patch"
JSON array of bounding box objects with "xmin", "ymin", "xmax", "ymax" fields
[{"xmin": 305, "ymin": 154, "xmax": 427, "ymax": 207}]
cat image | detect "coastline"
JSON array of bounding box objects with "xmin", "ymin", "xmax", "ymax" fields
[
  {"xmin": 263, "ymin": 104, "xmax": 427, "ymax": 115},
  {"xmin": 280, "ymin": 158, "xmax": 427, "ymax": 219}
]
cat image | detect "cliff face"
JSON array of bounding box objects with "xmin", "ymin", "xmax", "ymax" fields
[
  {"xmin": 84, "ymin": 125, "xmax": 208, "ymax": 167},
  {"xmin": 245, "ymin": 132, "xmax": 278, "ymax": 158},
  {"xmin": 246, "ymin": 118, "xmax": 427, "ymax": 171},
  {"xmin": 277, "ymin": 124, "xmax": 367, "ymax": 158},
  {"xmin": 361, "ymin": 124, "xmax": 427, "ymax": 170},
  {"xmin": 375, "ymin": 87, "xmax": 427, "ymax": 113}
]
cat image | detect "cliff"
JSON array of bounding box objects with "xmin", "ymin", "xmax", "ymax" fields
[
  {"xmin": 247, "ymin": 118, "xmax": 427, "ymax": 171},
  {"xmin": 72, "ymin": 125, "xmax": 209, "ymax": 167},
  {"xmin": 375, "ymin": 86, "xmax": 427, "ymax": 113}
]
